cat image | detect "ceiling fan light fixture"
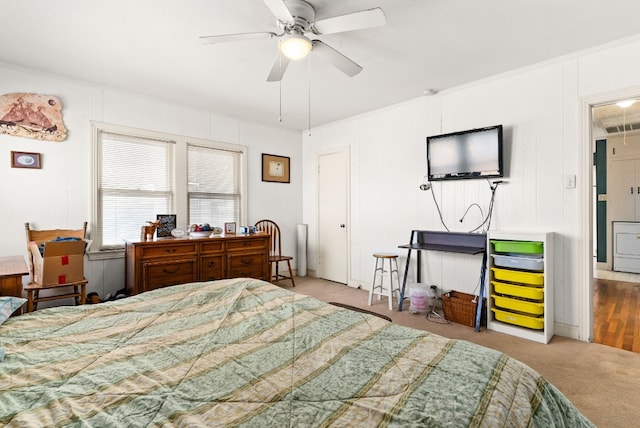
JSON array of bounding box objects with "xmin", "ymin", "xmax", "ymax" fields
[{"xmin": 279, "ymin": 33, "xmax": 312, "ymax": 60}]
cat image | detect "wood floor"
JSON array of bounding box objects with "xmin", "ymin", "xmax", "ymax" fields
[{"xmin": 593, "ymin": 278, "xmax": 640, "ymax": 352}]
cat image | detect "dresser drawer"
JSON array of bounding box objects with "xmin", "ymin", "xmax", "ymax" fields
[
  {"xmin": 227, "ymin": 238, "xmax": 267, "ymax": 252},
  {"xmin": 142, "ymin": 259, "xmax": 197, "ymax": 291},
  {"xmin": 226, "ymin": 266, "xmax": 265, "ymax": 279},
  {"xmin": 200, "ymin": 241, "xmax": 224, "ymax": 254},
  {"xmin": 140, "ymin": 243, "xmax": 197, "ymax": 260},
  {"xmin": 226, "ymin": 253, "xmax": 266, "ymax": 278},
  {"xmin": 200, "ymin": 255, "xmax": 224, "ymax": 281}
]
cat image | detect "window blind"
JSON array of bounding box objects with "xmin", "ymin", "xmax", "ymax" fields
[
  {"xmin": 187, "ymin": 144, "xmax": 241, "ymax": 227},
  {"xmin": 98, "ymin": 131, "xmax": 174, "ymax": 249}
]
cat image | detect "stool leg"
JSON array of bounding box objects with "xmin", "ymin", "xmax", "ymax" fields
[
  {"xmin": 369, "ymin": 257, "xmax": 379, "ymax": 306},
  {"xmin": 392, "ymin": 258, "xmax": 400, "ymax": 309},
  {"xmin": 377, "ymin": 259, "xmax": 384, "ymax": 301},
  {"xmin": 387, "ymin": 259, "xmax": 394, "ymax": 311}
]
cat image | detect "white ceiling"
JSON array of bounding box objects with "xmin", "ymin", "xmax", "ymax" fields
[{"xmin": 2, "ymin": 0, "xmax": 640, "ymax": 130}]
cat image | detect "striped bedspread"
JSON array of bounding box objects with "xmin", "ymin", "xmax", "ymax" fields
[{"xmin": 0, "ymin": 278, "xmax": 593, "ymax": 427}]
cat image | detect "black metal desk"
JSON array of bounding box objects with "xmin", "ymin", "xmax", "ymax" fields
[{"xmin": 398, "ymin": 230, "xmax": 487, "ymax": 331}]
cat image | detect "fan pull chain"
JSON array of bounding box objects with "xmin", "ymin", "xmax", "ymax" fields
[
  {"xmin": 308, "ymin": 54, "xmax": 312, "ymax": 136},
  {"xmin": 279, "ymin": 79, "xmax": 282, "ymax": 122},
  {"xmin": 278, "ymin": 55, "xmax": 283, "ymax": 123},
  {"xmin": 623, "ymin": 107, "xmax": 627, "ymax": 145}
]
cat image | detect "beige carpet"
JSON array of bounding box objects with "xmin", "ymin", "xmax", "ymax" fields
[{"xmin": 281, "ymin": 276, "xmax": 640, "ymax": 427}]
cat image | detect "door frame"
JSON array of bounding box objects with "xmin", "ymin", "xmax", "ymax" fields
[
  {"xmin": 315, "ymin": 146, "xmax": 351, "ymax": 285},
  {"xmin": 580, "ymin": 85, "xmax": 640, "ymax": 342}
]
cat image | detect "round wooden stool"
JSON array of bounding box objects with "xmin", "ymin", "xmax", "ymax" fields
[{"xmin": 368, "ymin": 252, "xmax": 401, "ymax": 311}]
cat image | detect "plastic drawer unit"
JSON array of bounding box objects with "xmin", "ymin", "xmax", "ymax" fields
[
  {"xmin": 491, "ymin": 254, "xmax": 544, "ymax": 271},
  {"xmin": 491, "ymin": 240, "xmax": 543, "ymax": 255},
  {"xmin": 490, "ymin": 267, "xmax": 544, "ymax": 286},
  {"xmin": 491, "ymin": 308, "xmax": 545, "ymax": 330},
  {"xmin": 487, "ymin": 233, "xmax": 553, "ymax": 344},
  {"xmin": 491, "ymin": 294, "xmax": 544, "ymax": 315},
  {"xmin": 491, "ymin": 281, "xmax": 544, "ymax": 300}
]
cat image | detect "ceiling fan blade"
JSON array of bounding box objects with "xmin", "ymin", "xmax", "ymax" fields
[
  {"xmin": 311, "ymin": 40, "xmax": 362, "ymax": 77},
  {"xmin": 199, "ymin": 32, "xmax": 276, "ymax": 45},
  {"xmin": 313, "ymin": 8, "xmax": 386, "ymax": 35},
  {"xmin": 262, "ymin": 0, "xmax": 293, "ymax": 23},
  {"xmin": 266, "ymin": 52, "xmax": 291, "ymax": 82}
]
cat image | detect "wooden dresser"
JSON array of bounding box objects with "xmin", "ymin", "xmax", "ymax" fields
[{"xmin": 125, "ymin": 233, "xmax": 270, "ymax": 295}]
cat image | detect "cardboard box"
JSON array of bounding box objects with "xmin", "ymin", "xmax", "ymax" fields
[{"xmin": 28, "ymin": 239, "xmax": 90, "ymax": 286}]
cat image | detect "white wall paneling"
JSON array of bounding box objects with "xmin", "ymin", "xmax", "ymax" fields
[
  {"xmin": 0, "ymin": 64, "xmax": 302, "ymax": 302},
  {"xmin": 303, "ymin": 36, "xmax": 640, "ymax": 340}
]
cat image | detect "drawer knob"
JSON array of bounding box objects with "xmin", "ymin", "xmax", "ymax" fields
[
  {"xmin": 166, "ymin": 249, "xmax": 177, "ymax": 253},
  {"xmin": 163, "ymin": 267, "xmax": 179, "ymax": 274},
  {"xmin": 208, "ymin": 261, "xmax": 216, "ymax": 267}
]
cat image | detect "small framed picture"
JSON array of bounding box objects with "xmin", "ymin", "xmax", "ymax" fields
[
  {"xmin": 262, "ymin": 153, "xmax": 290, "ymax": 183},
  {"xmin": 11, "ymin": 151, "xmax": 41, "ymax": 169},
  {"xmin": 224, "ymin": 222, "xmax": 237, "ymax": 234},
  {"xmin": 156, "ymin": 214, "xmax": 177, "ymax": 238}
]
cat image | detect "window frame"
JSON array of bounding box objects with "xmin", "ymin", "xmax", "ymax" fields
[{"xmin": 90, "ymin": 121, "xmax": 247, "ymax": 260}]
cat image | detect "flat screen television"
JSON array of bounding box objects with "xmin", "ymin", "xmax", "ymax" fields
[{"xmin": 426, "ymin": 125, "xmax": 503, "ymax": 181}]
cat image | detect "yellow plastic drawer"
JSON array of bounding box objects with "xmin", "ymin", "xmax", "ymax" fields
[
  {"xmin": 492, "ymin": 281, "xmax": 544, "ymax": 300},
  {"xmin": 490, "ymin": 267, "xmax": 544, "ymax": 286},
  {"xmin": 491, "ymin": 294, "xmax": 544, "ymax": 316},
  {"xmin": 491, "ymin": 308, "xmax": 545, "ymax": 330}
]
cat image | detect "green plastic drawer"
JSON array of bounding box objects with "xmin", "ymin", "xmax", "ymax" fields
[
  {"xmin": 490, "ymin": 267, "xmax": 544, "ymax": 286},
  {"xmin": 491, "ymin": 240, "xmax": 543, "ymax": 255}
]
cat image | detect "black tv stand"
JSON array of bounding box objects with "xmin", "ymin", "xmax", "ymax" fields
[{"xmin": 398, "ymin": 230, "xmax": 487, "ymax": 331}]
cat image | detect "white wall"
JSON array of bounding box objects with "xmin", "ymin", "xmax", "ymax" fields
[
  {"xmin": 0, "ymin": 63, "xmax": 302, "ymax": 299},
  {"xmin": 303, "ymin": 35, "xmax": 640, "ymax": 341}
]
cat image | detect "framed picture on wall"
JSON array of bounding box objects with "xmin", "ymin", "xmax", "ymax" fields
[
  {"xmin": 156, "ymin": 214, "xmax": 177, "ymax": 237},
  {"xmin": 262, "ymin": 153, "xmax": 290, "ymax": 183},
  {"xmin": 11, "ymin": 151, "xmax": 41, "ymax": 169}
]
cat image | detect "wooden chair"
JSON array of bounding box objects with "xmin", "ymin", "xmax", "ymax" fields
[
  {"xmin": 254, "ymin": 219, "xmax": 295, "ymax": 287},
  {"xmin": 24, "ymin": 222, "xmax": 88, "ymax": 312}
]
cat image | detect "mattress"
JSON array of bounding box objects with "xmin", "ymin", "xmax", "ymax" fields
[{"xmin": 0, "ymin": 278, "xmax": 593, "ymax": 427}]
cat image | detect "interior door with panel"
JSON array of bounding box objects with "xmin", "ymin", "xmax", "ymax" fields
[
  {"xmin": 317, "ymin": 149, "xmax": 349, "ymax": 284},
  {"xmin": 608, "ymin": 159, "xmax": 640, "ymax": 222}
]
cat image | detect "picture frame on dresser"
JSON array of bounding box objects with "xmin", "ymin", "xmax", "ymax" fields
[
  {"xmin": 156, "ymin": 214, "xmax": 177, "ymax": 238},
  {"xmin": 225, "ymin": 222, "xmax": 236, "ymax": 234}
]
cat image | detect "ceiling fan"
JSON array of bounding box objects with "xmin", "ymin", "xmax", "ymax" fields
[{"xmin": 199, "ymin": 0, "xmax": 386, "ymax": 82}]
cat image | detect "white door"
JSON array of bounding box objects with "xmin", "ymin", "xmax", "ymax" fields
[
  {"xmin": 608, "ymin": 159, "xmax": 640, "ymax": 222},
  {"xmin": 317, "ymin": 149, "xmax": 349, "ymax": 284}
]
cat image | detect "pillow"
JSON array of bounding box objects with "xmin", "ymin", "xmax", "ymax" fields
[{"xmin": 0, "ymin": 296, "xmax": 27, "ymax": 325}]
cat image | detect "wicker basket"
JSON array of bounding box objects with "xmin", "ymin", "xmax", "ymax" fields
[{"xmin": 441, "ymin": 291, "xmax": 486, "ymax": 328}]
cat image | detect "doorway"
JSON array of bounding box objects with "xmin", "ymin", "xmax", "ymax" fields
[
  {"xmin": 589, "ymin": 95, "xmax": 640, "ymax": 352},
  {"xmin": 317, "ymin": 148, "xmax": 349, "ymax": 284}
]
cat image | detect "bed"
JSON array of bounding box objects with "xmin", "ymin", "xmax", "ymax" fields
[{"xmin": 0, "ymin": 278, "xmax": 593, "ymax": 427}]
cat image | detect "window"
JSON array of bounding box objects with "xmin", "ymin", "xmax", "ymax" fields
[
  {"xmin": 97, "ymin": 131, "xmax": 174, "ymax": 250},
  {"xmin": 92, "ymin": 122, "xmax": 247, "ymax": 258},
  {"xmin": 188, "ymin": 144, "xmax": 242, "ymax": 227}
]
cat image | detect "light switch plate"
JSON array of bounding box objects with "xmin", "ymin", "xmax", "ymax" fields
[{"xmin": 565, "ymin": 174, "xmax": 576, "ymax": 189}]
